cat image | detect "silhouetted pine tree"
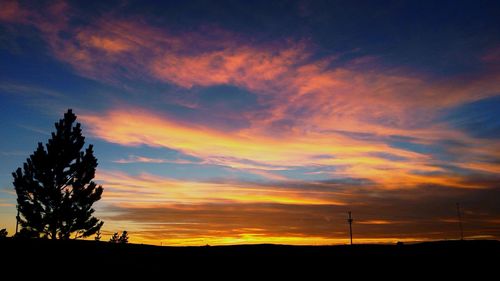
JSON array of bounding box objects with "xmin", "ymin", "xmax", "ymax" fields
[
  {"xmin": 119, "ymin": 230, "xmax": 129, "ymax": 244},
  {"xmin": 110, "ymin": 232, "xmax": 119, "ymax": 243},
  {"xmin": 109, "ymin": 231, "xmax": 129, "ymax": 243},
  {"xmin": 13, "ymin": 109, "xmax": 104, "ymax": 239}
]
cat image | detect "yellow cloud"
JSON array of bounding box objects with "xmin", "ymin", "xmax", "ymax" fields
[{"xmin": 97, "ymin": 170, "xmax": 344, "ymax": 206}]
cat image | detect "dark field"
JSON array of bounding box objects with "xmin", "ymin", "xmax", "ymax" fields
[{"xmin": 1, "ymin": 238, "xmax": 499, "ymax": 274}]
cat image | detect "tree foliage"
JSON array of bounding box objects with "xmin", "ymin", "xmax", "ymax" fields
[
  {"xmin": 0, "ymin": 228, "xmax": 7, "ymax": 239},
  {"xmin": 94, "ymin": 230, "xmax": 102, "ymax": 241},
  {"xmin": 110, "ymin": 231, "xmax": 129, "ymax": 244},
  {"xmin": 110, "ymin": 232, "xmax": 119, "ymax": 243},
  {"xmin": 13, "ymin": 228, "xmax": 39, "ymax": 239},
  {"xmin": 119, "ymin": 230, "xmax": 129, "ymax": 244},
  {"xmin": 13, "ymin": 109, "xmax": 104, "ymax": 239}
]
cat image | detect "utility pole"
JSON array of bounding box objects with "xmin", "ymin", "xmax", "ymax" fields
[
  {"xmin": 347, "ymin": 211, "xmax": 353, "ymax": 245},
  {"xmin": 456, "ymin": 203, "xmax": 464, "ymax": 240}
]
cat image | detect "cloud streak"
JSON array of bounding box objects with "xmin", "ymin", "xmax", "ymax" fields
[
  {"xmin": 82, "ymin": 108, "xmax": 499, "ymax": 189},
  {"xmin": 96, "ymin": 170, "xmax": 346, "ymax": 206},
  {"xmin": 98, "ymin": 175, "xmax": 500, "ymax": 245}
]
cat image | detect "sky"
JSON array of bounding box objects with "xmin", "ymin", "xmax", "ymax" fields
[{"xmin": 0, "ymin": 0, "xmax": 499, "ymax": 245}]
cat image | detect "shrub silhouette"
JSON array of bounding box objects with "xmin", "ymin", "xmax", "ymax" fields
[
  {"xmin": 95, "ymin": 230, "xmax": 102, "ymax": 241},
  {"xmin": 110, "ymin": 231, "xmax": 129, "ymax": 244},
  {"xmin": 110, "ymin": 232, "xmax": 120, "ymax": 243},
  {"xmin": 13, "ymin": 228, "xmax": 38, "ymax": 239},
  {"xmin": 119, "ymin": 231, "xmax": 129, "ymax": 244},
  {"xmin": 0, "ymin": 228, "xmax": 7, "ymax": 239},
  {"xmin": 12, "ymin": 109, "xmax": 104, "ymax": 239}
]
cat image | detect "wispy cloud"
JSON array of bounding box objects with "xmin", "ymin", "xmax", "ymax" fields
[
  {"xmin": 0, "ymin": 83, "xmax": 64, "ymax": 98},
  {"xmin": 82, "ymin": 108, "xmax": 499, "ymax": 189},
  {"xmin": 96, "ymin": 170, "xmax": 344, "ymax": 206},
  {"xmin": 16, "ymin": 124, "xmax": 50, "ymax": 135},
  {"xmin": 0, "ymin": 150, "xmax": 27, "ymax": 156},
  {"xmin": 98, "ymin": 178, "xmax": 500, "ymax": 245},
  {"xmin": 113, "ymin": 155, "xmax": 177, "ymax": 164},
  {"xmin": 0, "ymin": 0, "xmax": 29, "ymax": 24},
  {"xmin": 5, "ymin": 1, "xmax": 499, "ymax": 118}
]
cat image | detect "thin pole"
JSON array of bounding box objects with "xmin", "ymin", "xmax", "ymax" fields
[
  {"xmin": 348, "ymin": 211, "xmax": 353, "ymax": 245},
  {"xmin": 456, "ymin": 203, "xmax": 464, "ymax": 240}
]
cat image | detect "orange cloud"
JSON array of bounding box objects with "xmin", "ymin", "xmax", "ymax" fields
[
  {"xmin": 151, "ymin": 45, "xmax": 305, "ymax": 89},
  {"xmin": 81, "ymin": 108, "xmax": 498, "ymax": 190},
  {"xmin": 357, "ymin": 220, "xmax": 395, "ymax": 225},
  {"xmin": 98, "ymin": 185, "xmax": 500, "ymax": 245},
  {"xmin": 6, "ymin": 0, "xmax": 499, "ymax": 127},
  {"xmin": 96, "ymin": 170, "xmax": 344, "ymax": 206},
  {"xmin": 6, "ymin": 1, "xmax": 499, "ymax": 192},
  {"xmin": 87, "ymin": 35, "xmax": 132, "ymax": 53}
]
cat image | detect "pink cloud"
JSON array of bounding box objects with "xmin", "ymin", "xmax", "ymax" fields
[
  {"xmin": 6, "ymin": 0, "xmax": 499, "ymax": 132},
  {"xmin": 481, "ymin": 46, "xmax": 500, "ymax": 63},
  {"xmin": 5, "ymin": 0, "xmax": 500, "ymax": 190},
  {"xmin": 81, "ymin": 107, "xmax": 500, "ymax": 190},
  {"xmin": 0, "ymin": 1, "xmax": 25, "ymax": 23},
  {"xmin": 151, "ymin": 45, "xmax": 306, "ymax": 89}
]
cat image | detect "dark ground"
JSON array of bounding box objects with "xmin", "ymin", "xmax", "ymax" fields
[{"xmin": 1, "ymin": 239, "xmax": 499, "ymax": 275}]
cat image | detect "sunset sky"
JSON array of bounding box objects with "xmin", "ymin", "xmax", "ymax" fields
[{"xmin": 0, "ymin": 0, "xmax": 499, "ymax": 245}]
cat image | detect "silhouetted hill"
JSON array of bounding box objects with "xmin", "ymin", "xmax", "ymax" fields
[{"xmin": 1, "ymin": 238, "xmax": 498, "ymax": 275}]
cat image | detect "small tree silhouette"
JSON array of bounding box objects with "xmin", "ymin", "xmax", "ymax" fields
[
  {"xmin": 109, "ymin": 231, "xmax": 129, "ymax": 244},
  {"xmin": 94, "ymin": 230, "xmax": 102, "ymax": 241},
  {"xmin": 13, "ymin": 228, "xmax": 38, "ymax": 239},
  {"xmin": 119, "ymin": 231, "xmax": 129, "ymax": 244},
  {"xmin": 13, "ymin": 109, "xmax": 104, "ymax": 239},
  {"xmin": 109, "ymin": 232, "xmax": 120, "ymax": 243},
  {"xmin": 0, "ymin": 228, "xmax": 7, "ymax": 239}
]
